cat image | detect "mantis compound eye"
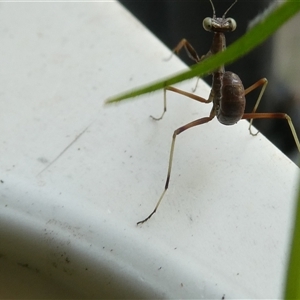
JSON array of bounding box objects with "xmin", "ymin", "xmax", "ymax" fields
[
  {"xmin": 225, "ymin": 18, "xmax": 237, "ymax": 31},
  {"xmin": 203, "ymin": 17, "xmax": 213, "ymax": 31}
]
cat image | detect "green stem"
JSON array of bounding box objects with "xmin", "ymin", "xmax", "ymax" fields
[{"xmin": 106, "ymin": 1, "xmax": 300, "ymax": 104}]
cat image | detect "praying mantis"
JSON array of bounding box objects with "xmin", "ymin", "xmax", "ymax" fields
[
  {"xmin": 135, "ymin": 0, "xmax": 300, "ymax": 225},
  {"xmin": 105, "ymin": 1, "xmax": 300, "ymax": 225}
]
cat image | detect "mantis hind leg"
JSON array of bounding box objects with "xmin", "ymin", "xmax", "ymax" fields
[
  {"xmin": 137, "ymin": 116, "xmax": 214, "ymax": 225},
  {"xmin": 244, "ymin": 78, "xmax": 268, "ymax": 136}
]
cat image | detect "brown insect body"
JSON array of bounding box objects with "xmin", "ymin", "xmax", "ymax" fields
[
  {"xmin": 217, "ymin": 71, "xmax": 246, "ymax": 125},
  {"xmin": 204, "ymin": 13, "xmax": 245, "ymax": 125}
]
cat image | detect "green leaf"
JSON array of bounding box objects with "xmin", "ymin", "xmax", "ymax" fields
[
  {"xmin": 106, "ymin": 1, "xmax": 300, "ymax": 104},
  {"xmin": 284, "ymin": 182, "xmax": 300, "ymax": 299}
]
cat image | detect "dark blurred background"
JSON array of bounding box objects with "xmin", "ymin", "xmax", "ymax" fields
[{"xmin": 119, "ymin": 0, "xmax": 300, "ymax": 160}]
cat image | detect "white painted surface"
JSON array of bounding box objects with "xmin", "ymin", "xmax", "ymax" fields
[{"xmin": 0, "ymin": 1, "xmax": 298, "ymax": 298}]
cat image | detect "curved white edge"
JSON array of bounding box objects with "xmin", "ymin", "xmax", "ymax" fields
[{"xmin": 0, "ymin": 1, "xmax": 299, "ymax": 299}]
